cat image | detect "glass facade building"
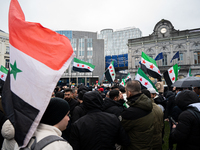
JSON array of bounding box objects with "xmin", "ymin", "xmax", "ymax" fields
[{"xmin": 98, "ymin": 27, "xmax": 142, "ymax": 56}]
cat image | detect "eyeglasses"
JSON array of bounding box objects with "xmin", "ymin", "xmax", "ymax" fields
[{"xmin": 64, "ymin": 94, "xmax": 70, "ymax": 96}]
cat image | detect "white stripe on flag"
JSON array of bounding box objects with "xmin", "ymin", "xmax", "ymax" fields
[
  {"xmin": 141, "ymin": 58, "xmax": 161, "ymax": 75},
  {"xmin": 73, "ymin": 62, "xmax": 94, "ymax": 71},
  {"xmin": 10, "ymin": 44, "xmax": 75, "ymax": 146},
  {"xmin": 135, "ymin": 74, "xmax": 154, "ymax": 89}
]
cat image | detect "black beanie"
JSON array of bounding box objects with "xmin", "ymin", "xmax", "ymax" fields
[{"xmin": 40, "ymin": 97, "xmax": 70, "ymax": 126}]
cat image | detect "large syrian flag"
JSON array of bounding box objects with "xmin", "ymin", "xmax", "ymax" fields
[
  {"xmin": 72, "ymin": 58, "xmax": 95, "ymax": 72},
  {"xmin": 2, "ymin": 0, "xmax": 75, "ymax": 147},
  {"xmin": 124, "ymin": 73, "xmax": 132, "ymax": 82},
  {"xmin": 163, "ymin": 64, "xmax": 178, "ymax": 87},
  {"xmin": 0, "ymin": 66, "xmax": 8, "ymax": 82},
  {"xmin": 141, "ymin": 52, "xmax": 161, "ymax": 79},
  {"xmin": 135, "ymin": 68, "xmax": 158, "ymax": 92},
  {"xmin": 105, "ymin": 61, "xmax": 116, "ymax": 83}
]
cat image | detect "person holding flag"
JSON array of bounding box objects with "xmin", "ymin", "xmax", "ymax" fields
[{"xmin": 3, "ymin": 0, "xmax": 75, "ymax": 148}]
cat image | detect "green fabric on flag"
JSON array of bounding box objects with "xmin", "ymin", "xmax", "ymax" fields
[
  {"xmin": 0, "ymin": 66, "xmax": 8, "ymax": 74},
  {"xmin": 74, "ymin": 58, "xmax": 95, "ymax": 69},
  {"xmin": 142, "ymin": 52, "xmax": 158, "ymax": 67}
]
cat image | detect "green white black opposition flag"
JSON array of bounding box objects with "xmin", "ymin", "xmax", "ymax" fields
[
  {"xmin": 0, "ymin": 66, "xmax": 8, "ymax": 82},
  {"xmin": 105, "ymin": 61, "xmax": 116, "ymax": 83},
  {"xmin": 120, "ymin": 78, "xmax": 125, "ymax": 86},
  {"xmin": 140, "ymin": 52, "xmax": 161, "ymax": 79},
  {"xmin": 163, "ymin": 64, "xmax": 179, "ymax": 87},
  {"xmin": 135, "ymin": 68, "xmax": 158, "ymax": 91},
  {"xmin": 124, "ymin": 73, "xmax": 131, "ymax": 82},
  {"xmin": 73, "ymin": 58, "xmax": 95, "ymax": 72}
]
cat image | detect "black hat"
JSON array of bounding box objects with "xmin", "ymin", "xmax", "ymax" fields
[{"xmin": 40, "ymin": 97, "xmax": 70, "ymax": 126}]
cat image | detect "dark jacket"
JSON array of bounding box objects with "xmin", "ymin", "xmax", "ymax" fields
[
  {"xmin": 71, "ymin": 103, "xmax": 87, "ymax": 123},
  {"xmin": 121, "ymin": 93, "xmax": 154, "ymax": 150},
  {"xmin": 103, "ymin": 97, "xmax": 125, "ymax": 117},
  {"xmin": 171, "ymin": 90, "xmax": 200, "ymax": 150},
  {"xmin": 70, "ymin": 91, "xmax": 130, "ymax": 150}
]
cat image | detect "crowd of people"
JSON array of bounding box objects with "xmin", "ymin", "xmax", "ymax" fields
[{"xmin": 0, "ymin": 79, "xmax": 200, "ymax": 149}]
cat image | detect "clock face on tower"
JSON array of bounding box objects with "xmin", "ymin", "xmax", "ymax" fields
[{"xmin": 161, "ymin": 28, "xmax": 167, "ymax": 34}]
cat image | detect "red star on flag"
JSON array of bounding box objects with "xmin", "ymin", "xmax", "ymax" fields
[
  {"xmin": 109, "ymin": 66, "xmax": 112, "ymax": 69},
  {"xmin": 87, "ymin": 67, "xmax": 90, "ymax": 69},
  {"xmin": 77, "ymin": 64, "xmax": 79, "ymax": 67},
  {"xmin": 112, "ymin": 73, "xmax": 114, "ymax": 76},
  {"xmin": 142, "ymin": 60, "xmax": 146, "ymax": 64},
  {"xmin": 172, "ymin": 77, "xmax": 175, "ymax": 81},
  {"xmin": 158, "ymin": 70, "xmax": 160, "ymax": 74},
  {"xmin": 140, "ymin": 78, "xmax": 142, "ymax": 81},
  {"xmin": 127, "ymin": 77, "xmax": 129, "ymax": 78},
  {"xmin": 150, "ymin": 64, "xmax": 154, "ymax": 69},
  {"xmin": 122, "ymin": 82, "xmax": 124, "ymax": 85},
  {"xmin": 110, "ymin": 70, "xmax": 113, "ymax": 72},
  {"xmin": 169, "ymin": 70, "xmax": 172, "ymax": 74},
  {"xmin": 82, "ymin": 65, "xmax": 84, "ymax": 67},
  {"xmin": 1, "ymin": 74, "xmax": 4, "ymax": 78},
  {"xmin": 145, "ymin": 82, "xmax": 148, "ymax": 86}
]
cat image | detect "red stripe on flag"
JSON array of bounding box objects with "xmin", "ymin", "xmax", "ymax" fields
[{"xmin": 9, "ymin": 0, "xmax": 74, "ymax": 70}]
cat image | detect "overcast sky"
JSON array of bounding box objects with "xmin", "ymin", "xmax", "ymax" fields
[{"xmin": 0, "ymin": 0, "xmax": 200, "ymax": 36}]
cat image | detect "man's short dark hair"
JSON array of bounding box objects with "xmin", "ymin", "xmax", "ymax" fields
[
  {"xmin": 64, "ymin": 88, "xmax": 72, "ymax": 93},
  {"xmin": 119, "ymin": 86, "xmax": 125, "ymax": 93},
  {"xmin": 55, "ymin": 91, "xmax": 64, "ymax": 99},
  {"xmin": 109, "ymin": 90, "xmax": 119, "ymax": 100},
  {"xmin": 126, "ymin": 80, "xmax": 141, "ymax": 94},
  {"xmin": 111, "ymin": 85, "xmax": 119, "ymax": 90}
]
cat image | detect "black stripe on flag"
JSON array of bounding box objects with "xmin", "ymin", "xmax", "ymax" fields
[
  {"xmin": 163, "ymin": 71, "xmax": 172, "ymax": 87},
  {"xmin": 2, "ymin": 71, "xmax": 39, "ymax": 146},
  {"xmin": 72, "ymin": 66, "xmax": 91, "ymax": 72},
  {"xmin": 140, "ymin": 64, "xmax": 161, "ymax": 79},
  {"xmin": 105, "ymin": 69, "xmax": 113, "ymax": 83}
]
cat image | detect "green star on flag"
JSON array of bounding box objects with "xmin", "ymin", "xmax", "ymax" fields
[{"xmin": 10, "ymin": 61, "xmax": 22, "ymax": 80}]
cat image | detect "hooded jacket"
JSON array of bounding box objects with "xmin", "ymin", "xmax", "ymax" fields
[
  {"xmin": 70, "ymin": 91, "xmax": 130, "ymax": 150},
  {"xmin": 121, "ymin": 93, "xmax": 154, "ymax": 150},
  {"xmin": 171, "ymin": 90, "xmax": 200, "ymax": 150},
  {"xmin": 103, "ymin": 97, "xmax": 125, "ymax": 117}
]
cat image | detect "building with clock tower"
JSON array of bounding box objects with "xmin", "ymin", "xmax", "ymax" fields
[{"xmin": 128, "ymin": 19, "xmax": 200, "ymax": 80}]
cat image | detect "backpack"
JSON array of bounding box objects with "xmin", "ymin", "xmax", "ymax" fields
[{"xmin": 20, "ymin": 135, "xmax": 66, "ymax": 150}]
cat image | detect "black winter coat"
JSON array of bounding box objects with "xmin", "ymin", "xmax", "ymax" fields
[
  {"xmin": 70, "ymin": 91, "xmax": 130, "ymax": 150},
  {"xmin": 170, "ymin": 90, "xmax": 200, "ymax": 150},
  {"xmin": 103, "ymin": 97, "xmax": 124, "ymax": 117}
]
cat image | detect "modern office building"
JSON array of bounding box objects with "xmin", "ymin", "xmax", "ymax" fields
[
  {"xmin": 0, "ymin": 30, "xmax": 9, "ymax": 69},
  {"xmin": 98, "ymin": 27, "xmax": 142, "ymax": 56},
  {"xmin": 128, "ymin": 19, "xmax": 200, "ymax": 79},
  {"xmin": 56, "ymin": 30, "xmax": 104, "ymax": 86}
]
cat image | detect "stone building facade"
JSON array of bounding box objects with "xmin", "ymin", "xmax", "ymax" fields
[
  {"xmin": 128, "ymin": 19, "xmax": 200, "ymax": 79},
  {"xmin": 0, "ymin": 30, "xmax": 9, "ymax": 69}
]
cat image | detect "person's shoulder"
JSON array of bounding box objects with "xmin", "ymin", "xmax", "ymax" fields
[{"xmin": 45, "ymin": 140, "xmax": 73, "ymax": 150}]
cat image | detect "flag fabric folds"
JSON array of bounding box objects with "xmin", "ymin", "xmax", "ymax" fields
[
  {"xmin": 135, "ymin": 68, "xmax": 158, "ymax": 91},
  {"xmin": 0, "ymin": 66, "xmax": 8, "ymax": 82},
  {"xmin": 170, "ymin": 51, "xmax": 180, "ymax": 63},
  {"xmin": 140, "ymin": 52, "xmax": 161, "ymax": 79},
  {"xmin": 124, "ymin": 73, "xmax": 131, "ymax": 82},
  {"xmin": 120, "ymin": 79, "xmax": 125, "ymax": 86},
  {"xmin": 163, "ymin": 64, "xmax": 179, "ymax": 87},
  {"xmin": 154, "ymin": 52, "xmax": 163, "ymax": 61},
  {"xmin": 2, "ymin": 0, "xmax": 75, "ymax": 147},
  {"xmin": 72, "ymin": 58, "xmax": 95, "ymax": 72},
  {"xmin": 105, "ymin": 61, "xmax": 116, "ymax": 83},
  {"xmin": 187, "ymin": 68, "xmax": 192, "ymax": 77}
]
